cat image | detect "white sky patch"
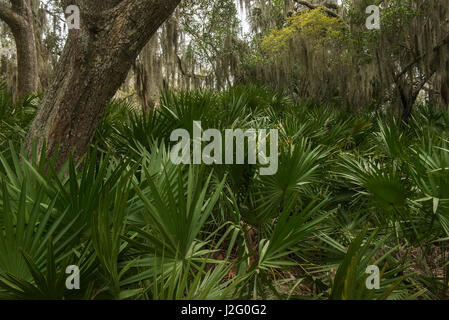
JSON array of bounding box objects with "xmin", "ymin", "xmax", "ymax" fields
[{"xmin": 236, "ymin": 0, "xmax": 251, "ymax": 36}]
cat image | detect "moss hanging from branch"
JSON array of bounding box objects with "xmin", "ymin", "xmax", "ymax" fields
[{"xmin": 241, "ymin": 0, "xmax": 449, "ymax": 116}]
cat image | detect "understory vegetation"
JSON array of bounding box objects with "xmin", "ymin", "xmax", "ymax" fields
[{"xmin": 1, "ymin": 84, "xmax": 449, "ymax": 300}]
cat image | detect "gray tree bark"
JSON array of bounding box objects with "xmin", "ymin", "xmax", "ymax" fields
[
  {"xmin": 0, "ymin": 0, "xmax": 39, "ymax": 100},
  {"xmin": 25, "ymin": 0, "xmax": 181, "ymax": 168}
]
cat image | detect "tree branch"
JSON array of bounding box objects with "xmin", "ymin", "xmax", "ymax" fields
[
  {"xmin": 0, "ymin": 2, "xmax": 23, "ymax": 30},
  {"xmin": 176, "ymin": 54, "xmax": 209, "ymax": 79},
  {"xmin": 395, "ymin": 33, "xmax": 449, "ymax": 81},
  {"xmin": 293, "ymin": 0, "xmax": 340, "ymax": 18}
]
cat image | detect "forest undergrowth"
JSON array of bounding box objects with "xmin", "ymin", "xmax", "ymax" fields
[{"xmin": 0, "ymin": 83, "xmax": 449, "ymax": 300}]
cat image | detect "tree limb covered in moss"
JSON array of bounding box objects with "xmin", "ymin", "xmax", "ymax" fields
[{"xmin": 293, "ymin": 0, "xmax": 339, "ymax": 18}]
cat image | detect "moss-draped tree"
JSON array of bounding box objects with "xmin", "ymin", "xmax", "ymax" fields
[
  {"xmin": 0, "ymin": 0, "xmax": 39, "ymax": 99},
  {"xmin": 25, "ymin": 0, "xmax": 181, "ymax": 168}
]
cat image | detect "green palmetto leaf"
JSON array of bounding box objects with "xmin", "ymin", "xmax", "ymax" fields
[
  {"xmin": 121, "ymin": 166, "xmax": 226, "ymax": 286},
  {"xmin": 0, "ymin": 238, "xmax": 96, "ymax": 300},
  {"xmin": 236, "ymin": 196, "xmax": 330, "ymax": 299},
  {"xmin": 147, "ymin": 257, "xmax": 241, "ymax": 300},
  {"xmin": 336, "ymin": 154, "xmax": 410, "ymax": 211},
  {"xmin": 374, "ymin": 117, "xmax": 409, "ymax": 160},
  {"xmin": 259, "ymin": 197, "xmax": 330, "ymax": 270},
  {"xmin": 253, "ymin": 140, "xmax": 327, "ymax": 223},
  {"xmin": 412, "ymin": 141, "xmax": 449, "ymax": 200},
  {"xmin": 0, "ymin": 179, "xmax": 81, "ymax": 280},
  {"xmin": 411, "ymin": 139, "xmax": 449, "ymax": 236},
  {"xmin": 90, "ymin": 176, "xmax": 133, "ymax": 299},
  {"xmin": 330, "ymin": 230, "xmax": 412, "ymax": 300}
]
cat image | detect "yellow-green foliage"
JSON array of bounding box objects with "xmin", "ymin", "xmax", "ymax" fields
[{"xmin": 262, "ymin": 8, "xmax": 343, "ymax": 54}]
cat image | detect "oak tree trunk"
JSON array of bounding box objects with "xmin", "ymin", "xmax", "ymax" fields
[
  {"xmin": 398, "ymin": 83, "xmax": 416, "ymax": 122},
  {"xmin": 25, "ymin": 0, "xmax": 181, "ymax": 168},
  {"xmin": 0, "ymin": 0, "xmax": 39, "ymax": 100}
]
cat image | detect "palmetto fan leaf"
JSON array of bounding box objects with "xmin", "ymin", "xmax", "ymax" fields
[
  {"xmin": 278, "ymin": 113, "xmax": 325, "ymax": 144},
  {"xmin": 135, "ymin": 166, "xmax": 225, "ymax": 258},
  {"xmin": 259, "ymin": 197, "xmax": 329, "ymax": 269},
  {"xmin": 412, "ymin": 140, "xmax": 449, "ymax": 200},
  {"xmin": 411, "ymin": 139, "xmax": 449, "ymax": 235},
  {"xmin": 374, "ymin": 117, "xmax": 409, "ymax": 160},
  {"xmin": 253, "ymin": 139, "xmax": 327, "ymax": 223},
  {"xmin": 121, "ymin": 167, "xmax": 226, "ymax": 286},
  {"xmin": 0, "ymin": 82, "xmax": 39, "ymax": 149},
  {"xmin": 0, "ymin": 238, "xmax": 95, "ymax": 300},
  {"xmin": 336, "ymin": 154, "xmax": 410, "ymax": 210},
  {"xmin": 109, "ymin": 107, "xmax": 172, "ymax": 159},
  {"xmin": 160, "ymin": 90, "xmax": 218, "ymax": 132},
  {"xmin": 330, "ymin": 230, "xmax": 414, "ymax": 300},
  {"xmin": 148, "ymin": 258, "xmax": 240, "ymax": 300},
  {"xmin": 0, "ymin": 180, "xmax": 81, "ymax": 280},
  {"xmin": 90, "ymin": 177, "xmax": 135, "ymax": 299},
  {"xmin": 0, "ymin": 143, "xmax": 134, "ymax": 230},
  {"xmin": 235, "ymin": 196, "xmax": 330, "ymax": 299}
]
